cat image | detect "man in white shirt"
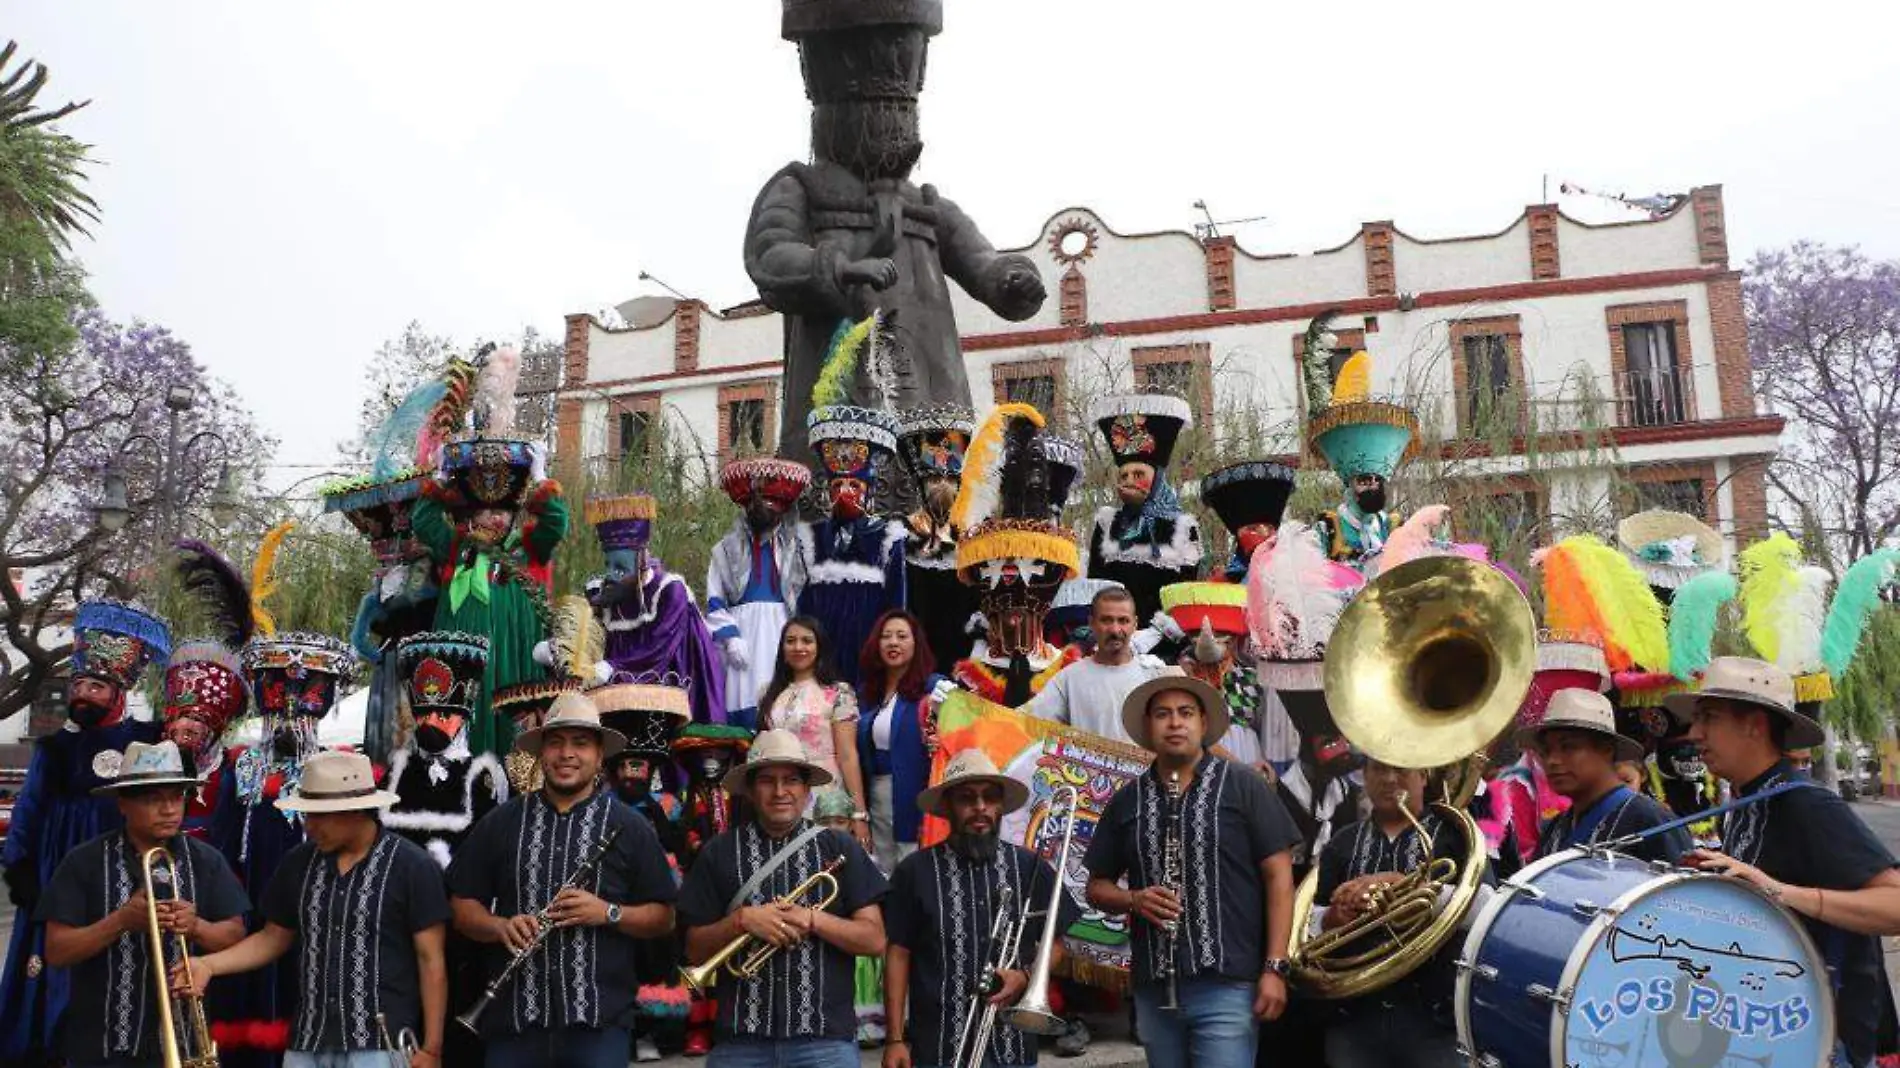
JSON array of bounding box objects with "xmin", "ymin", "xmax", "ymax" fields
[{"xmin": 1027, "ymin": 586, "xmax": 1166, "ymax": 746}]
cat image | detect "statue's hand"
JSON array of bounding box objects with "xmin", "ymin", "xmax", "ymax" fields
[
  {"xmin": 999, "ymin": 262, "xmax": 1045, "ymax": 307},
  {"xmin": 841, "ymin": 257, "xmax": 899, "ymax": 290}
]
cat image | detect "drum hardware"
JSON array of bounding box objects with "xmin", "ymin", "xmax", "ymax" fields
[
  {"xmin": 457, "ymin": 825, "xmax": 624, "ymax": 1033},
  {"xmin": 1525, "ymin": 982, "xmax": 1570, "ymax": 1010},
  {"xmin": 1568, "ymin": 899, "xmax": 1603, "ymax": 917},
  {"xmin": 1288, "ymin": 555, "xmax": 1538, "ymax": 1000},
  {"xmin": 1458, "ymin": 961, "xmax": 1499, "ymax": 982}
]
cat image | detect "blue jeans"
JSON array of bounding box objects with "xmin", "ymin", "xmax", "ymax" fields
[
  {"xmin": 1134, "ymin": 977, "xmax": 1257, "ymax": 1068},
  {"xmin": 708, "ymin": 1037, "xmax": 859, "ymax": 1068},
  {"xmin": 284, "ymin": 1053, "xmax": 395, "ymax": 1068},
  {"xmin": 486, "ymin": 1026, "xmax": 631, "ymax": 1068}
]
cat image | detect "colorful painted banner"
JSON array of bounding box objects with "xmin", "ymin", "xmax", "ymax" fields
[{"xmin": 923, "ymin": 689, "xmax": 1153, "ymax": 990}]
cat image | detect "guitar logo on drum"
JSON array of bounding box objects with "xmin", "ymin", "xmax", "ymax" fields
[{"xmin": 1606, "ymin": 925, "xmax": 1808, "ymax": 981}]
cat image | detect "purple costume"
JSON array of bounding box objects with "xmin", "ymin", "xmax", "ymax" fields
[{"xmin": 586, "ymin": 494, "xmax": 727, "ymax": 723}]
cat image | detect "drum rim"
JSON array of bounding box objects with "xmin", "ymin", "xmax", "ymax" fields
[
  {"xmin": 1548, "ymin": 856, "xmax": 1838, "ymax": 1068},
  {"xmin": 1455, "ymin": 845, "xmax": 1590, "ymax": 1062}
]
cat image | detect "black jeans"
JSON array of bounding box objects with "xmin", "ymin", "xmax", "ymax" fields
[{"xmin": 1324, "ymin": 999, "xmax": 1460, "ymax": 1068}]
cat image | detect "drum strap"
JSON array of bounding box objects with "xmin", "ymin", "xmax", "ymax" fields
[
  {"xmin": 1563, "ymin": 785, "xmax": 1635, "ymax": 848},
  {"xmin": 1600, "ymin": 779, "xmax": 1821, "ymax": 850}
]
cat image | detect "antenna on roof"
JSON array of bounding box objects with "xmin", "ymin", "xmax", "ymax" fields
[
  {"xmin": 637, "ymin": 270, "xmax": 691, "ymax": 303},
  {"xmin": 1191, "ymin": 199, "xmax": 1269, "ymax": 241}
]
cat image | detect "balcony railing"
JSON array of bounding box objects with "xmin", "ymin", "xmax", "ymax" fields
[{"xmin": 1616, "ymin": 366, "xmax": 1693, "ymax": 428}]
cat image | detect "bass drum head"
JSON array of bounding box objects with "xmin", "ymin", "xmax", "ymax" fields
[{"xmin": 1555, "ymin": 871, "xmax": 1834, "ymax": 1068}]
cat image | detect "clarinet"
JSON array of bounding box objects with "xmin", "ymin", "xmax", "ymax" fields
[
  {"xmin": 1157, "ymin": 769, "xmax": 1184, "ymax": 1012},
  {"xmin": 457, "ymin": 824, "xmax": 623, "ymax": 1033}
]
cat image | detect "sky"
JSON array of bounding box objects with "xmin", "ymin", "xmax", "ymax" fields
[{"xmin": 16, "ymin": 1, "xmax": 1900, "ymax": 491}]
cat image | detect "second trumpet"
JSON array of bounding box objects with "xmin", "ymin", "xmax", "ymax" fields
[{"xmin": 680, "ymin": 855, "xmax": 845, "ymax": 996}]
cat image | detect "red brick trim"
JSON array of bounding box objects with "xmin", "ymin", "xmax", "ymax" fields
[
  {"xmin": 716, "ymin": 380, "xmax": 778, "ymax": 464},
  {"xmin": 962, "ymin": 266, "xmax": 1729, "ymax": 352},
  {"xmin": 1726, "ymin": 454, "xmax": 1771, "ymax": 543},
  {"xmin": 1204, "ymin": 237, "xmax": 1237, "ymax": 311},
  {"xmin": 554, "ymin": 396, "xmax": 584, "ymax": 469},
  {"xmin": 1448, "ymin": 315, "xmax": 1527, "ymax": 437},
  {"xmin": 563, "ymin": 313, "xmax": 593, "ymax": 387},
  {"xmin": 1527, "ymin": 205, "xmax": 1561, "ymax": 280},
  {"xmin": 1363, "ymin": 222, "xmax": 1396, "ymax": 297},
  {"xmin": 1132, "ymin": 342, "xmax": 1214, "ymax": 419},
  {"xmin": 1705, "ymin": 275, "xmax": 1754, "ymax": 420},
  {"xmin": 1691, "ymin": 185, "xmax": 1729, "ymax": 267},
  {"xmin": 674, "ymin": 300, "xmax": 703, "ymax": 373},
  {"xmin": 566, "ymin": 358, "xmax": 786, "ymax": 396},
  {"xmin": 1261, "ymin": 414, "xmax": 1785, "ymax": 468},
  {"xmin": 1059, "ymin": 267, "xmax": 1088, "ymax": 327},
  {"xmin": 1605, "ymin": 299, "xmax": 1698, "ymax": 423},
  {"xmin": 606, "ymin": 392, "xmax": 662, "ymax": 461},
  {"xmin": 990, "ymin": 356, "xmax": 1068, "ymax": 417}
]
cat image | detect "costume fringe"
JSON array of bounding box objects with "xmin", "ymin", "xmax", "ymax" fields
[
  {"xmin": 584, "ymin": 493, "xmax": 657, "ymax": 524},
  {"xmin": 955, "ymin": 524, "xmax": 1079, "ymax": 578}
]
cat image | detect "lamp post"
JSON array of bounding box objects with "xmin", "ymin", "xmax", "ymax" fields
[{"xmin": 92, "ymin": 383, "xmax": 239, "ymax": 541}]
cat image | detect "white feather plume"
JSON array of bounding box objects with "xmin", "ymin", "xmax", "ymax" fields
[
  {"xmin": 1246, "ymin": 520, "xmax": 1355, "ymax": 660},
  {"xmin": 1774, "ymin": 565, "xmax": 1833, "ymax": 675},
  {"xmin": 476, "ymin": 345, "xmax": 522, "ymax": 435}
]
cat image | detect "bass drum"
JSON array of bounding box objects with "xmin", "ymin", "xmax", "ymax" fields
[{"xmin": 1456, "ymin": 847, "xmax": 1833, "ymax": 1068}]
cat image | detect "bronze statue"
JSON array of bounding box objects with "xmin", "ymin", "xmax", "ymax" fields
[{"xmin": 747, "ymin": 0, "xmax": 1047, "ymax": 460}]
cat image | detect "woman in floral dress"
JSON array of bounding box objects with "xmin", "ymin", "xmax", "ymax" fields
[{"xmin": 756, "ymin": 615, "xmax": 871, "ymax": 851}]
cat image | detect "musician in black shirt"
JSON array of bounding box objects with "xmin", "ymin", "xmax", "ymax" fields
[
  {"xmin": 1084, "ymin": 673, "xmax": 1301, "ymax": 1068},
  {"xmin": 1523, "ymin": 689, "xmax": 1690, "ymax": 864},
  {"xmin": 1671, "ymin": 657, "xmax": 1900, "ymax": 1068}
]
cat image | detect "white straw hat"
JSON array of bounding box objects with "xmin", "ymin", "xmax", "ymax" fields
[
  {"xmin": 1662, "ymin": 656, "xmax": 1819, "ymax": 748},
  {"xmin": 1517, "ymin": 688, "xmax": 1645, "ymax": 763},
  {"xmin": 275, "ymin": 750, "xmax": 401, "ymax": 813},
  {"xmin": 721, "ymin": 728, "xmax": 833, "ymax": 795},
  {"xmin": 917, "ymin": 749, "xmax": 1029, "ymax": 817}
]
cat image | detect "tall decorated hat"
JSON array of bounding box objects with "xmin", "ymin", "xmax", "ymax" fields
[
  {"xmin": 1519, "ymin": 632, "xmax": 1612, "ymax": 729},
  {"xmin": 1201, "ymin": 460, "xmax": 1298, "ymax": 543},
  {"xmin": 397, "ymin": 632, "xmax": 489, "ymax": 717},
  {"xmin": 1301, "ymin": 314, "xmax": 1419, "ymax": 485},
  {"xmin": 591, "ymin": 676, "xmax": 693, "ymax": 762},
  {"xmin": 720, "ymin": 456, "xmax": 811, "ymax": 510},
  {"xmin": 324, "ymin": 356, "xmax": 477, "ymax": 552},
  {"xmin": 71, "ymin": 599, "xmax": 172, "ymax": 690},
  {"xmin": 1161, "ymin": 582, "xmax": 1249, "ymax": 637},
  {"xmin": 807, "ymin": 404, "xmax": 900, "ymax": 485},
  {"xmin": 440, "ymin": 344, "xmax": 541, "ymax": 509},
  {"xmin": 896, "ymin": 404, "xmax": 975, "ymax": 484},
  {"xmin": 1089, "ymin": 393, "xmax": 1192, "ymax": 470},
  {"xmin": 241, "ymin": 632, "xmax": 357, "ymax": 718},
  {"xmin": 1617, "ymin": 509, "xmax": 1725, "ymax": 595},
  {"xmin": 1245, "ymin": 518, "xmax": 1366, "ymax": 745},
  {"xmin": 586, "ymin": 493, "xmax": 656, "ymax": 553},
  {"xmin": 162, "ymin": 641, "xmax": 247, "ymax": 740},
  {"xmin": 952, "ymin": 403, "xmax": 1082, "ymax": 589}
]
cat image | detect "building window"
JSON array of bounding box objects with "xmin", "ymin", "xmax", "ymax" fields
[
  {"xmin": 1620, "ymin": 321, "xmax": 1687, "ymax": 426},
  {"xmin": 1449, "ymin": 316, "xmax": 1524, "ymax": 437},
  {"xmin": 728, "ymin": 398, "xmax": 765, "ymax": 453},
  {"xmin": 1637, "ymin": 477, "xmax": 1707, "ymax": 518},
  {"xmin": 618, "ymin": 409, "xmax": 652, "ymax": 460},
  {"xmin": 1131, "ymin": 342, "xmax": 1213, "ymax": 419},
  {"xmin": 716, "ymin": 381, "xmax": 777, "ymax": 462},
  {"xmin": 1462, "ymin": 334, "xmax": 1512, "ymax": 428},
  {"xmin": 1003, "ymin": 373, "xmax": 1057, "ymax": 412},
  {"xmin": 991, "ymin": 357, "xmax": 1067, "ymax": 421}
]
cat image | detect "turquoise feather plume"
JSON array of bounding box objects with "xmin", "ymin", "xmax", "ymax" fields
[
  {"xmin": 369, "ymin": 377, "xmax": 447, "ymax": 480},
  {"xmin": 1668, "ymin": 569, "xmax": 1737, "ymax": 680},
  {"xmin": 1823, "ymin": 549, "xmax": 1900, "ymax": 677}
]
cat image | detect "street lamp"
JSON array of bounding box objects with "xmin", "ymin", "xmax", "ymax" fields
[
  {"xmin": 92, "ymin": 381, "xmax": 237, "ymax": 542},
  {"xmin": 93, "ymin": 470, "xmax": 131, "ymax": 533}
]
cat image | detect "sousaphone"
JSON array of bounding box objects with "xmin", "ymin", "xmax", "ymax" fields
[{"xmin": 1287, "ymin": 555, "xmax": 1536, "ymax": 999}]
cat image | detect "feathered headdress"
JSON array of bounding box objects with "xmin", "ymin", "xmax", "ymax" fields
[
  {"xmin": 415, "ymin": 356, "xmax": 478, "ymax": 470},
  {"xmin": 1371, "ymin": 504, "xmax": 1493, "ymax": 577},
  {"xmin": 1532, "ymin": 536, "xmax": 1669, "ymax": 675},
  {"xmin": 1823, "ymin": 549, "xmax": 1900, "ymax": 678},
  {"xmin": 174, "ymin": 539, "xmax": 254, "ymax": 650},
  {"xmin": 951, "ymin": 402, "xmax": 1043, "ymax": 535},
  {"xmin": 1300, "ymin": 309, "xmax": 1340, "ymax": 415},
  {"xmin": 1246, "ymin": 519, "xmax": 1363, "ymax": 662},
  {"xmin": 812, "ymin": 313, "xmax": 898, "ymax": 411},
  {"xmin": 535, "ymin": 595, "xmax": 610, "ymax": 685},
  {"xmin": 473, "ymin": 345, "xmax": 522, "ymax": 435},
  {"xmin": 1665, "ymin": 569, "xmax": 1737, "ymax": 681},
  {"xmin": 249, "ymin": 520, "xmax": 294, "ymax": 637},
  {"xmin": 1736, "ymin": 533, "xmax": 1804, "ymax": 665}
]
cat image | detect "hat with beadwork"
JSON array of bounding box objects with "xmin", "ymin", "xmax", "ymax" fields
[
  {"xmin": 952, "ymin": 403, "xmax": 1081, "ymax": 586},
  {"xmin": 71, "ymin": 599, "xmax": 172, "ymax": 691},
  {"xmin": 1201, "ymin": 460, "xmax": 1298, "ymax": 543},
  {"xmin": 586, "ymin": 493, "xmax": 656, "ymax": 553},
  {"xmin": 1047, "ymin": 578, "xmax": 1123, "ymax": 634},
  {"xmin": 397, "ymin": 632, "xmax": 489, "ymax": 716},
  {"xmin": 1090, "ymin": 392, "xmax": 1192, "ymax": 470},
  {"xmin": 241, "ymin": 632, "xmax": 357, "ymax": 718},
  {"xmin": 897, "ymin": 404, "xmax": 975, "ymax": 483},
  {"xmin": 162, "ymin": 641, "xmax": 247, "ymax": 739},
  {"xmin": 808, "ymin": 405, "xmax": 900, "ymax": 484},
  {"xmin": 720, "ymin": 456, "xmax": 811, "ymax": 510},
  {"xmin": 1300, "ymin": 313, "xmax": 1418, "ymax": 483},
  {"xmin": 672, "ymin": 722, "xmax": 754, "ymax": 757}
]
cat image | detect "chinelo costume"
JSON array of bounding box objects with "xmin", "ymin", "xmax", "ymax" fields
[
  {"xmin": 0, "ymin": 599, "xmax": 169, "ymax": 1064},
  {"xmin": 383, "ymin": 631, "xmax": 507, "ymax": 868},
  {"xmin": 586, "ymin": 492, "xmax": 726, "ymax": 724},
  {"xmin": 164, "ymin": 539, "xmax": 262, "ymax": 840},
  {"xmin": 896, "ymin": 403, "xmax": 980, "ymax": 666},
  {"xmin": 1199, "ymin": 459, "xmax": 1297, "ymax": 582},
  {"xmin": 1085, "ymin": 392, "xmax": 1202, "ymax": 624},
  {"xmin": 705, "ymin": 457, "xmax": 812, "ymax": 730},
  {"xmin": 949, "ymin": 403, "xmax": 1084, "ymax": 706},
  {"xmin": 1302, "ymin": 322, "xmax": 1419, "ymax": 568},
  {"xmin": 799, "ymin": 401, "xmax": 907, "ymax": 685},
  {"xmin": 497, "ymin": 594, "xmax": 609, "ymax": 794}
]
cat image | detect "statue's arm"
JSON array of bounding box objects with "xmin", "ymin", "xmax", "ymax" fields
[
  {"xmin": 933, "ymin": 190, "xmax": 1045, "ymax": 323},
  {"xmin": 744, "ymin": 167, "xmax": 852, "ymax": 319}
]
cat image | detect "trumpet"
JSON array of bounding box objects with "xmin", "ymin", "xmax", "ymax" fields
[
  {"xmin": 142, "ymin": 847, "xmax": 218, "ymax": 1068},
  {"xmin": 457, "ymin": 824, "xmax": 623, "ymax": 1033},
  {"xmin": 680, "ymin": 856, "xmax": 845, "ymax": 995}
]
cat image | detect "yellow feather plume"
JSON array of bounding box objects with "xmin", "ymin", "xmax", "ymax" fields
[
  {"xmin": 1738, "ymin": 533, "xmax": 1803, "ymax": 664},
  {"xmin": 950, "ymin": 403, "xmax": 1045, "ymax": 533},
  {"xmin": 1562, "ymin": 535, "xmax": 1670, "ymax": 673},
  {"xmin": 1331, "ymin": 351, "xmax": 1372, "ymax": 404},
  {"xmin": 250, "ymin": 520, "xmax": 295, "ymax": 637}
]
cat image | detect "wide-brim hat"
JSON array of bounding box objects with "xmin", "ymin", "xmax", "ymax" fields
[
  {"xmin": 1662, "ymin": 656, "xmax": 1821, "ymax": 748},
  {"xmin": 493, "ymin": 679, "xmax": 581, "ymax": 730},
  {"xmin": 90, "ymin": 740, "xmax": 202, "ymax": 796},
  {"xmin": 957, "ymin": 521, "xmax": 1080, "ymax": 585},
  {"xmin": 674, "ymin": 723, "xmax": 754, "ymax": 756},
  {"xmin": 1617, "ymin": 510, "xmax": 1725, "ymax": 591},
  {"xmin": 1517, "ymin": 688, "xmax": 1646, "ymax": 763},
  {"xmin": 1309, "ymin": 401, "xmax": 1420, "ymax": 482},
  {"xmin": 720, "ymin": 456, "xmax": 810, "ymax": 509},
  {"xmin": 319, "ymin": 469, "xmax": 428, "ymax": 524},
  {"xmin": 1090, "ymin": 393, "xmax": 1193, "ymax": 469},
  {"xmin": 1121, "ymin": 670, "xmax": 1229, "ymax": 751},
  {"xmin": 721, "ymin": 728, "xmax": 833, "ymax": 795},
  {"xmin": 514, "ymin": 691, "xmax": 629, "ymax": 758},
  {"xmin": 918, "ymin": 748, "xmax": 1029, "ymax": 817},
  {"xmin": 242, "ymin": 632, "xmax": 357, "ymax": 680},
  {"xmin": 1201, "ymin": 460, "xmax": 1298, "ymax": 536},
  {"xmin": 274, "ymin": 750, "xmax": 401, "ymax": 813}
]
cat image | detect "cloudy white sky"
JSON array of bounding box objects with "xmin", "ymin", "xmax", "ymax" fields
[{"xmin": 17, "ymin": 2, "xmax": 1900, "ymax": 488}]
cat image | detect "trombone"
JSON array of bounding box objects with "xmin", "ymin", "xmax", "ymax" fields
[
  {"xmin": 680, "ymin": 856, "xmax": 846, "ymax": 995},
  {"xmin": 142, "ymin": 846, "xmax": 219, "ymax": 1068}
]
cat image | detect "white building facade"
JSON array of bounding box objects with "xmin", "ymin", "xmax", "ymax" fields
[{"xmin": 554, "ymin": 184, "xmax": 1776, "ymax": 552}]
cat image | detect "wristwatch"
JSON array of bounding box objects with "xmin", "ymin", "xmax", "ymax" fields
[
  {"xmin": 1264, "ymin": 957, "xmax": 1292, "ymax": 978},
  {"xmin": 851, "ymin": 811, "xmax": 870, "ymax": 822},
  {"xmin": 606, "ymin": 903, "xmax": 623, "ymax": 926}
]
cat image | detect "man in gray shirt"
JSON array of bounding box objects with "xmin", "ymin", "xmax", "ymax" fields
[{"xmin": 1027, "ymin": 586, "xmax": 1166, "ymax": 748}]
